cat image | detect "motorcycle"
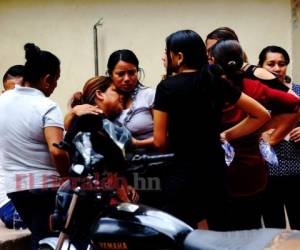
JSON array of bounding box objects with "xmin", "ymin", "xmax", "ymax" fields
[{"xmin": 38, "ymin": 115, "xmax": 300, "ymax": 250}]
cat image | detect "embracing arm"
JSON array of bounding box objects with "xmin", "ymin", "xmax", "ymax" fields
[
  {"xmin": 153, "ymin": 110, "xmax": 168, "ymax": 152},
  {"xmin": 64, "ymin": 104, "xmax": 103, "ymax": 130},
  {"xmin": 132, "ymin": 136, "xmax": 154, "ymax": 148},
  {"xmin": 44, "ymin": 126, "xmax": 70, "ymax": 177},
  {"xmin": 290, "ymin": 126, "xmax": 300, "ymax": 143},
  {"xmin": 260, "ymin": 108, "xmax": 300, "ymax": 145},
  {"xmin": 222, "ymin": 93, "xmax": 270, "ymax": 141}
]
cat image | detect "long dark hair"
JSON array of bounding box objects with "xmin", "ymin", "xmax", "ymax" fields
[
  {"xmin": 210, "ymin": 40, "xmax": 244, "ymax": 90},
  {"xmin": 165, "ymin": 30, "xmax": 208, "ymax": 77},
  {"xmin": 107, "ymin": 49, "xmax": 139, "ymax": 75},
  {"xmin": 24, "ymin": 43, "xmax": 60, "ymax": 86}
]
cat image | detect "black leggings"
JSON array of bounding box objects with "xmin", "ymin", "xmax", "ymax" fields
[{"xmin": 262, "ymin": 176, "xmax": 300, "ymax": 229}]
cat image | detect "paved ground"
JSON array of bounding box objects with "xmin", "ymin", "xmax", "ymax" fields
[{"xmin": 0, "ymin": 221, "xmax": 31, "ymax": 250}]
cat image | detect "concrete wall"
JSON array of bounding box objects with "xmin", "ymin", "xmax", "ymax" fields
[{"xmin": 0, "ymin": 0, "xmax": 292, "ymax": 113}]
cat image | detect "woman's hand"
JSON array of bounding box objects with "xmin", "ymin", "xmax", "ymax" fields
[
  {"xmin": 220, "ymin": 132, "xmax": 227, "ymax": 142},
  {"xmin": 126, "ymin": 185, "xmax": 139, "ymax": 203},
  {"xmin": 64, "ymin": 104, "xmax": 103, "ymax": 129},
  {"xmin": 72, "ymin": 104, "xmax": 103, "ymax": 116},
  {"xmin": 116, "ymin": 183, "xmax": 139, "ymax": 203},
  {"xmin": 289, "ymin": 127, "xmax": 300, "ymax": 143},
  {"xmin": 261, "ymin": 129, "xmax": 275, "ymax": 143}
]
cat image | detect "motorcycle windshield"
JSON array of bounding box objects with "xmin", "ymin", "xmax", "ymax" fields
[
  {"xmin": 66, "ymin": 114, "xmax": 131, "ymax": 172},
  {"xmin": 102, "ymin": 118, "xmax": 132, "ymax": 154}
]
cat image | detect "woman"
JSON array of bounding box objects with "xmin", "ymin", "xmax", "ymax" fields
[
  {"xmin": 258, "ymin": 45, "xmax": 300, "ymax": 229},
  {"xmin": 0, "ymin": 43, "xmax": 69, "ymax": 249},
  {"xmin": 65, "ymin": 50, "xmax": 160, "ymax": 207},
  {"xmin": 107, "ymin": 50, "xmax": 154, "ymax": 148},
  {"xmin": 153, "ymin": 30, "xmax": 270, "ymax": 230},
  {"xmin": 209, "ymin": 40, "xmax": 300, "ymax": 230},
  {"xmin": 70, "ymin": 76, "xmax": 124, "ymax": 120},
  {"xmin": 68, "ymin": 75, "xmax": 138, "ymax": 201},
  {"xmin": 65, "ymin": 49, "xmax": 154, "ymax": 149},
  {"xmin": 205, "ymin": 27, "xmax": 290, "ymax": 92},
  {"xmin": 0, "ymin": 65, "xmax": 26, "ymax": 229}
]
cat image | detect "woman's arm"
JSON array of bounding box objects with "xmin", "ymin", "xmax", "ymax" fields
[
  {"xmin": 153, "ymin": 110, "xmax": 168, "ymax": 152},
  {"xmin": 64, "ymin": 104, "xmax": 102, "ymax": 130},
  {"xmin": 222, "ymin": 93, "xmax": 270, "ymax": 141},
  {"xmin": 132, "ymin": 136, "xmax": 154, "ymax": 148},
  {"xmin": 44, "ymin": 126, "xmax": 70, "ymax": 177},
  {"xmin": 259, "ymin": 108, "xmax": 300, "ymax": 145}
]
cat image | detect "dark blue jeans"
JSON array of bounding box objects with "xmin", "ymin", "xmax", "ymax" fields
[
  {"xmin": 0, "ymin": 200, "xmax": 15, "ymax": 229},
  {"xmin": 8, "ymin": 189, "xmax": 58, "ymax": 250}
]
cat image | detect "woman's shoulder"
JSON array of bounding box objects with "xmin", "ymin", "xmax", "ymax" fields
[
  {"xmin": 159, "ymin": 72, "xmax": 199, "ymax": 87},
  {"xmin": 135, "ymin": 86, "xmax": 155, "ymax": 106},
  {"xmin": 138, "ymin": 85, "xmax": 155, "ymax": 95},
  {"xmin": 244, "ymin": 65, "xmax": 276, "ymax": 80}
]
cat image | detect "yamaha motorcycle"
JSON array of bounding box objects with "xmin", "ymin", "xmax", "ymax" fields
[{"xmin": 38, "ymin": 115, "xmax": 300, "ymax": 250}]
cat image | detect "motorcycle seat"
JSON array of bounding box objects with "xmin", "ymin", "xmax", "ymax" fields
[{"xmin": 183, "ymin": 228, "xmax": 300, "ymax": 250}]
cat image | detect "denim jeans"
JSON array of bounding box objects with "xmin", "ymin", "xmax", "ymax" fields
[{"xmin": 0, "ymin": 200, "xmax": 15, "ymax": 229}]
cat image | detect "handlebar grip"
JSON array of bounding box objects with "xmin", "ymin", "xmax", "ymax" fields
[{"xmin": 130, "ymin": 153, "xmax": 175, "ymax": 163}]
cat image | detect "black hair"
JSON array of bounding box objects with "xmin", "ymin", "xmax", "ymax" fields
[
  {"xmin": 107, "ymin": 49, "xmax": 139, "ymax": 76},
  {"xmin": 165, "ymin": 29, "xmax": 207, "ymax": 76},
  {"xmin": 210, "ymin": 40, "xmax": 244, "ymax": 89},
  {"xmin": 206, "ymin": 27, "xmax": 239, "ymax": 42},
  {"xmin": 2, "ymin": 65, "xmax": 25, "ymax": 83},
  {"xmin": 258, "ymin": 45, "xmax": 290, "ymax": 66},
  {"xmin": 24, "ymin": 43, "xmax": 60, "ymax": 86}
]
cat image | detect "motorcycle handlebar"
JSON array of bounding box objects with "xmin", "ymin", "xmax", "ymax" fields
[
  {"xmin": 128, "ymin": 153, "xmax": 174, "ymax": 164},
  {"xmin": 124, "ymin": 153, "xmax": 174, "ymax": 173}
]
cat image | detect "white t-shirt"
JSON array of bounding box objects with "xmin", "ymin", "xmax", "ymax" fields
[
  {"xmin": 115, "ymin": 87, "xmax": 155, "ymax": 140},
  {"xmin": 0, "ymin": 86, "xmax": 64, "ymax": 193},
  {"xmin": 0, "ymin": 161, "xmax": 10, "ymax": 207}
]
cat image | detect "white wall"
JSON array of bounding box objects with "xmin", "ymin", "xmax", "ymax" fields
[{"xmin": 0, "ymin": 0, "xmax": 292, "ymax": 113}]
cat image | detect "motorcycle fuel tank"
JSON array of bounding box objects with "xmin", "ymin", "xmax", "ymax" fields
[{"xmin": 90, "ymin": 203, "xmax": 193, "ymax": 250}]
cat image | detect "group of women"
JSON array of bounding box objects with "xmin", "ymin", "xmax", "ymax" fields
[{"xmin": 1, "ymin": 27, "xmax": 300, "ymax": 249}]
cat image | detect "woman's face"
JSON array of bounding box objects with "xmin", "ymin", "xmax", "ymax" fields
[
  {"xmin": 163, "ymin": 50, "xmax": 181, "ymax": 74},
  {"xmin": 111, "ymin": 60, "xmax": 138, "ymax": 93},
  {"xmin": 205, "ymin": 38, "xmax": 218, "ymax": 64},
  {"xmin": 162, "ymin": 51, "xmax": 168, "ymax": 69},
  {"xmin": 206, "ymin": 38, "xmax": 218, "ymax": 51},
  {"xmin": 101, "ymin": 85, "xmax": 123, "ymax": 119},
  {"xmin": 262, "ymin": 52, "xmax": 287, "ymax": 83},
  {"xmin": 44, "ymin": 68, "xmax": 60, "ymax": 97}
]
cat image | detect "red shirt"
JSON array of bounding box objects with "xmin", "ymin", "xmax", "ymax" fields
[
  {"xmin": 222, "ymin": 78, "xmax": 300, "ymax": 128},
  {"xmin": 222, "ymin": 78, "xmax": 300, "ymax": 196}
]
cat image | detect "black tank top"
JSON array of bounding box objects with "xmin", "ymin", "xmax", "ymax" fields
[{"xmin": 243, "ymin": 64, "xmax": 289, "ymax": 92}]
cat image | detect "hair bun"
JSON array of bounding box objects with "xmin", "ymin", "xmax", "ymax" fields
[{"xmin": 24, "ymin": 43, "xmax": 41, "ymax": 61}]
